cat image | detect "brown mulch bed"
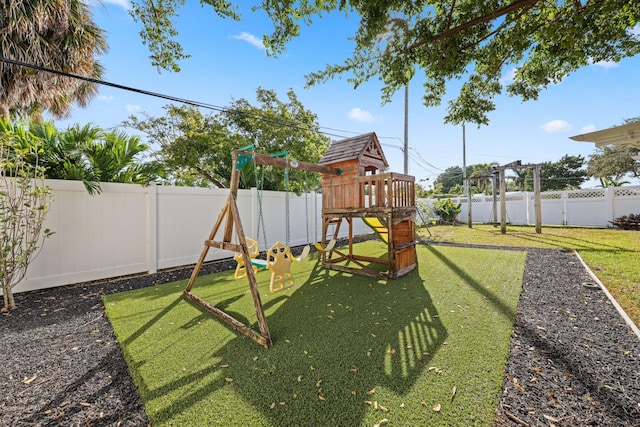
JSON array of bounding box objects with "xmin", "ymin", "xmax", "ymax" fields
[{"xmin": 1, "ymin": 245, "xmax": 639, "ymax": 426}]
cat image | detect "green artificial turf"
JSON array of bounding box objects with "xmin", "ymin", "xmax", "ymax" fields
[
  {"xmin": 104, "ymin": 241, "xmax": 525, "ymax": 426},
  {"xmin": 422, "ymin": 224, "xmax": 640, "ymax": 327}
]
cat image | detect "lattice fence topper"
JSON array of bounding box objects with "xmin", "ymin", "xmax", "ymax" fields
[
  {"xmin": 568, "ymin": 190, "xmax": 605, "ymax": 199},
  {"xmin": 460, "ymin": 197, "xmax": 486, "ymax": 203},
  {"xmin": 505, "ymin": 194, "xmax": 525, "ymax": 202},
  {"xmin": 614, "ymin": 188, "xmax": 640, "ymax": 197},
  {"xmin": 540, "ymin": 193, "xmax": 562, "ymax": 200}
]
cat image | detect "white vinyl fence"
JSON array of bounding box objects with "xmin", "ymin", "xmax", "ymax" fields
[
  {"xmin": 419, "ymin": 186, "xmax": 640, "ymax": 228},
  {"xmin": 10, "ymin": 182, "xmax": 640, "ymax": 295},
  {"xmin": 12, "ymin": 180, "xmax": 370, "ymax": 294}
]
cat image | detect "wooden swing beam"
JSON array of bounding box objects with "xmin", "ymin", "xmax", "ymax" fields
[
  {"xmin": 184, "ymin": 149, "xmax": 340, "ymax": 348},
  {"xmin": 236, "ymin": 150, "xmax": 340, "ymax": 175}
]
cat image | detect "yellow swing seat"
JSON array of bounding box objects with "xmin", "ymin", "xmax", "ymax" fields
[
  {"xmin": 313, "ymin": 238, "xmax": 337, "ymax": 253},
  {"xmin": 234, "ymin": 237, "xmax": 265, "ymax": 280},
  {"xmin": 266, "ymin": 241, "xmax": 295, "ymax": 293},
  {"xmin": 295, "ymin": 244, "xmax": 311, "ymax": 262}
]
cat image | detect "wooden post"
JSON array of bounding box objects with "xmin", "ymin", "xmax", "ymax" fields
[
  {"xmin": 348, "ymin": 218, "xmax": 353, "ymax": 257},
  {"xmin": 223, "ymin": 151, "xmax": 241, "ymax": 243},
  {"xmin": 499, "ymin": 168, "xmax": 507, "ymax": 234},
  {"xmin": 466, "ymin": 177, "xmax": 472, "ymax": 229},
  {"xmin": 492, "ymin": 174, "xmax": 498, "ymax": 227},
  {"xmin": 533, "ymin": 164, "xmax": 542, "ymax": 234},
  {"xmin": 228, "ymin": 197, "xmax": 272, "ymax": 347},
  {"xmin": 186, "ymin": 196, "xmax": 231, "ymax": 292}
]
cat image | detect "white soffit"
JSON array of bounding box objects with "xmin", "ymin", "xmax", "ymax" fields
[{"xmin": 570, "ymin": 121, "xmax": 640, "ymax": 147}]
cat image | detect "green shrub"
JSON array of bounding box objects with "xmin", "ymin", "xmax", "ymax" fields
[{"xmin": 432, "ymin": 198, "xmax": 461, "ymax": 223}]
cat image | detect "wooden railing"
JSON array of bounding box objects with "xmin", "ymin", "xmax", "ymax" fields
[{"xmin": 356, "ymin": 173, "xmax": 415, "ymax": 209}]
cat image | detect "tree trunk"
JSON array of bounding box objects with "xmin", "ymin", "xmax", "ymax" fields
[
  {"xmin": 8, "ymin": 288, "xmax": 15, "ymax": 309},
  {"xmin": 2, "ymin": 282, "xmax": 16, "ymax": 309}
]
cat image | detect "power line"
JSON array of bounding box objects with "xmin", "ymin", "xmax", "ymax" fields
[
  {"xmin": 0, "ymin": 57, "xmax": 357, "ymax": 141},
  {"xmin": 0, "ymin": 57, "xmax": 473, "ymax": 176}
]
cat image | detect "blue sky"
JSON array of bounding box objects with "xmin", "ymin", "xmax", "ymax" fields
[{"xmin": 55, "ymin": 1, "xmax": 640, "ymax": 188}]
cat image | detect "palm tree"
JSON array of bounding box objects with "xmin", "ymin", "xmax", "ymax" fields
[
  {"xmin": 29, "ymin": 122, "xmax": 102, "ymax": 194},
  {"xmin": 26, "ymin": 122, "xmax": 164, "ymax": 194},
  {"xmin": 0, "ymin": 0, "xmax": 107, "ymax": 119},
  {"xmin": 598, "ymin": 177, "xmax": 631, "ymax": 188},
  {"xmin": 81, "ymin": 130, "xmax": 165, "ymax": 187},
  {"xmin": 511, "ymin": 168, "xmax": 531, "ymax": 192}
]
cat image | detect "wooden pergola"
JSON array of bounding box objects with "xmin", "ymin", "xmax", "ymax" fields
[{"xmin": 468, "ymin": 161, "xmax": 542, "ymax": 234}]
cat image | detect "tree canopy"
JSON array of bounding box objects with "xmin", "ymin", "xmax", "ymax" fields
[
  {"xmin": 587, "ymin": 145, "xmax": 639, "ymax": 185},
  {"xmin": 0, "ymin": 0, "xmax": 106, "ymax": 119},
  {"xmin": 130, "ymin": 0, "xmax": 640, "ymax": 125},
  {"xmin": 432, "ymin": 155, "xmax": 588, "ymax": 194},
  {"xmin": 537, "ymin": 154, "xmax": 588, "ymax": 191},
  {"xmin": 125, "ymin": 88, "xmax": 331, "ymax": 190}
]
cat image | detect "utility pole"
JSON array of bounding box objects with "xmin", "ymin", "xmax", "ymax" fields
[{"xmin": 404, "ymin": 84, "xmax": 409, "ymax": 175}]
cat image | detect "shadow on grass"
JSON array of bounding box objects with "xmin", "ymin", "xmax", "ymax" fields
[
  {"xmin": 123, "ymin": 297, "xmax": 183, "ymax": 346},
  {"xmin": 423, "ymin": 245, "xmax": 517, "ymax": 321},
  {"xmin": 147, "ymin": 260, "xmax": 448, "ymax": 426},
  {"xmin": 107, "ymin": 243, "xmax": 526, "ymax": 425},
  {"xmin": 472, "ymin": 227, "xmax": 635, "ymax": 253}
]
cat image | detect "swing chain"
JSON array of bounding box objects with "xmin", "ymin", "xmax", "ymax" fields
[
  {"xmin": 253, "ymin": 151, "xmax": 268, "ymax": 251},
  {"xmin": 303, "ymin": 172, "xmax": 310, "ymax": 245},
  {"xmin": 285, "ymin": 155, "xmax": 290, "ymax": 246}
]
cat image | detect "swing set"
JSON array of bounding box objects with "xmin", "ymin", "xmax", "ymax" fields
[
  {"xmin": 184, "ymin": 146, "xmax": 341, "ymax": 348},
  {"xmin": 232, "ymin": 149, "xmax": 315, "ymax": 293},
  {"xmin": 185, "ymin": 133, "xmax": 417, "ymax": 349}
]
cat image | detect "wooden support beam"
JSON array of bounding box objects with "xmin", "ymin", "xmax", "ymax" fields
[
  {"xmin": 236, "ymin": 150, "xmax": 341, "ymax": 175},
  {"xmin": 228, "ymin": 196, "xmax": 272, "ymax": 346},
  {"xmin": 224, "ymin": 151, "xmax": 242, "ymax": 243},
  {"xmin": 534, "ymin": 164, "xmax": 542, "ymax": 234},
  {"xmin": 395, "ymin": 241, "xmax": 416, "ymax": 250},
  {"xmin": 186, "ymin": 196, "xmax": 232, "ymax": 292},
  {"xmin": 204, "ymin": 240, "xmax": 243, "ymax": 252},
  {"xmin": 492, "ymin": 174, "xmax": 498, "ymax": 226},
  {"xmin": 499, "ymin": 168, "xmax": 507, "ymax": 234},
  {"xmin": 351, "ymin": 254, "xmax": 389, "ymax": 264},
  {"xmin": 183, "ymin": 291, "xmax": 271, "ymax": 348}
]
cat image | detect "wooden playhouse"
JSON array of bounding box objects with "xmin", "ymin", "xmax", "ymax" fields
[{"xmin": 317, "ymin": 132, "xmax": 417, "ymax": 279}]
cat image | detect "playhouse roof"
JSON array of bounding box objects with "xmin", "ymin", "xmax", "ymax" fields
[{"xmin": 318, "ymin": 132, "xmax": 389, "ymax": 168}]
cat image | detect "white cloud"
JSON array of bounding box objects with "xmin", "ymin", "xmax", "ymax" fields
[
  {"xmin": 91, "ymin": 0, "xmax": 130, "ymax": 10},
  {"xmin": 126, "ymin": 104, "xmax": 141, "ymax": 114},
  {"xmin": 501, "ymin": 67, "xmax": 518, "ymax": 85},
  {"xmin": 541, "ymin": 120, "xmax": 572, "ymax": 133},
  {"xmin": 591, "ymin": 59, "xmax": 619, "ymax": 69},
  {"xmin": 580, "ymin": 124, "xmax": 597, "ymax": 134},
  {"xmin": 232, "ymin": 32, "xmax": 265, "ymax": 50},
  {"xmin": 97, "ymin": 95, "xmax": 114, "ymax": 102},
  {"xmin": 347, "ymin": 107, "xmax": 376, "ymax": 123},
  {"xmin": 630, "ymin": 23, "xmax": 640, "ymax": 37}
]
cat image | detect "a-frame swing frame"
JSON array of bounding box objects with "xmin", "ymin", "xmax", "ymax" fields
[{"xmin": 185, "ymin": 148, "xmax": 340, "ymax": 348}]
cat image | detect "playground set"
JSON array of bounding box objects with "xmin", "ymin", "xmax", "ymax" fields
[{"xmin": 184, "ymin": 132, "xmax": 417, "ymax": 348}]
